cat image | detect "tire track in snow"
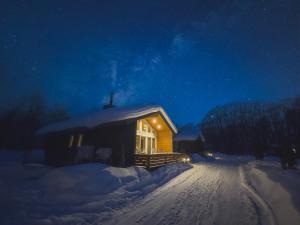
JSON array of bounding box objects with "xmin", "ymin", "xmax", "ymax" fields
[
  {"xmin": 139, "ymin": 165, "xmax": 224, "ymax": 225},
  {"xmin": 101, "ymin": 163, "xmax": 264, "ymax": 225},
  {"xmin": 239, "ymin": 166, "xmax": 277, "ymax": 225}
]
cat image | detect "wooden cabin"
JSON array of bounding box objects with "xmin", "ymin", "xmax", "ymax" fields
[
  {"xmin": 174, "ymin": 129, "xmax": 205, "ymax": 155},
  {"xmin": 37, "ymin": 105, "xmax": 186, "ymax": 168}
]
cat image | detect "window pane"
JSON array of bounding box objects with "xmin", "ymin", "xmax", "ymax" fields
[
  {"xmin": 68, "ymin": 135, "xmax": 74, "ymax": 148},
  {"xmin": 147, "ymin": 137, "xmax": 151, "ymax": 154},
  {"xmin": 143, "ymin": 123, "xmax": 148, "ymax": 132},
  {"xmin": 141, "ymin": 137, "xmax": 146, "ymax": 153},
  {"xmin": 77, "ymin": 134, "xmax": 83, "ymax": 147},
  {"xmin": 136, "ymin": 135, "xmax": 140, "ymax": 151},
  {"xmin": 152, "ymin": 138, "xmax": 155, "ymax": 149}
]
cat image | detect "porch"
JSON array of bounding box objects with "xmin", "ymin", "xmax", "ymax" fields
[{"xmin": 134, "ymin": 152, "xmax": 189, "ymax": 169}]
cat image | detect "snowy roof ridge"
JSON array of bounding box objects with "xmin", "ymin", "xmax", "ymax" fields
[
  {"xmin": 37, "ymin": 104, "xmax": 177, "ymax": 135},
  {"xmin": 174, "ymin": 129, "xmax": 205, "ymax": 142}
]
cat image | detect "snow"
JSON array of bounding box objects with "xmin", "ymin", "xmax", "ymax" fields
[
  {"xmin": 242, "ymin": 160, "xmax": 300, "ymax": 225},
  {"xmin": 37, "ymin": 105, "xmax": 177, "ymax": 135},
  {"xmin": 0, "ymin": 150, "xmax": 191, "ymax": 225},
  {"xmin": 1, "ymin": 151, "xmax": 300, "ymax": 225},
  {"xmin": 174, "ymin": 128, "xmax": 204, "ymax": 142}
]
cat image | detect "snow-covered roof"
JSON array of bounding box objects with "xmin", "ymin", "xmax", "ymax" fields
[
  {"xmin": 174, "ymin": 129, "xmax": 205, "ymax": 142},
  {"xmin": 37, "ymin": 105, "xmax": 177, "ymax": 135}
]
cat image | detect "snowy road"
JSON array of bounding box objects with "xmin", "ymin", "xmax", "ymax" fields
[
  {"xmin": 100, "ymin": 162, "xmax": 277, "ymax": 225},
  {"xmin": 1, "ymin": 152, "xmax": 299, "ymax": 225}
]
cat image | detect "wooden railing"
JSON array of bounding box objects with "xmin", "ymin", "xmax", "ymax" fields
[{"xmin": 134, "ymin": 152, "xmax": 188, "ymax": 169}]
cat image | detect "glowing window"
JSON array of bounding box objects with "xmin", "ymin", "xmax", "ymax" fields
[
  {"xmin": 68, "ymin": 135, "xmax": 74, "ymax": 148},
  {"xmin": 77, "ymin": 134, "xmax": 83, "ymax": 147}
]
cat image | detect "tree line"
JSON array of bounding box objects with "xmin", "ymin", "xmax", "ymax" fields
[
  {"xmin": 0, "ymin": 93, "xmax": 69, "ymax": 150},
  {"xmin": 200, "ymin": 96, "xmax": 300, "ymax": 159}
]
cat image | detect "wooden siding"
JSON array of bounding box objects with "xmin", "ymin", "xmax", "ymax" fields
[
  {"xmin": 134, "ymin": 153, "xmax": 187, "ymax": 168},
  {"xmin": 43, "ymin": 121, "xmax": 136, "ymax": 167},
  {"xmin": 157, "ymin": 130, "xmax": 173, "ymax": 153}
]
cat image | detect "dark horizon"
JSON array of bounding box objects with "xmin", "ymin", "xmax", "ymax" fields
[{"xmin": 0, "ymin": 0, "xmax": 299, "ymax": 125}]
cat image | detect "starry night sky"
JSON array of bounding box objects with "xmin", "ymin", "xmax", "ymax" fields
[{"xmin": 0, "ymin": 0, "xmax": 299, "ymax": 125}]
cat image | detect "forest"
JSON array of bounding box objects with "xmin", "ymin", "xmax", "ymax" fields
[
  {"xmin": 0, "ymin": 93, "xmax": 69, "ymax": 149},
  {"xmin": 200, "ymin": 96, "xmax": 300, "ymax": 159}
]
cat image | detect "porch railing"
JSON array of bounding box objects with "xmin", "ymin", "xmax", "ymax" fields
[{"xmin": 134, "ymin": 152, "xmax": 188, "ymax": 169}]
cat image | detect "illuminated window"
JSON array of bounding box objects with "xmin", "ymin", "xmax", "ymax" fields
[
  {"xmin": 77, "ymin": 134, "xmax": 83, "ymax": 147},
  {"xmin": 152, "ymin": 138, "xmax": 156, "ymax": 149},
  {"xmin": 141, "ymin": 137, "xmax": 146, "ymax": 153},
  {"xmin": 147, "ymin": 137, "xmax": 151, "ymax": 154},
  {"xmin": 136, "ymin": 135, "xmax": 141, "ymax": 150},
  {"xmin": 136, "ymin": 119, "xmax": 158, "ymax": 154},
  {"xmin": 143, "ymin": 123, "xmax": 148, "ymax": 132},
  {"xmin": 68, "ymin": 135, "xmax": 74, "ymax": 148}
]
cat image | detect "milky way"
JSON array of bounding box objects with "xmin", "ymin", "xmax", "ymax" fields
[{"xmin": 0, "ymin": 0, "xmax": 299, "ymax": 124}]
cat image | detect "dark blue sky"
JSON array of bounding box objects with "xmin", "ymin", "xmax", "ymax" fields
[{"xmin": 0, "ymin": 0, "xmax": 299, "ymax": 125}]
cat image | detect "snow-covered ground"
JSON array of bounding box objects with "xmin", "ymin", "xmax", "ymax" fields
[
  {"xmin": 0, "ymin": 150, "xmax": 299, "ymax": 225},
  {"xmin": 0, "ymin": 150, "xmax": 191, "ymax": 225},
  {"xmin": 243, "ymin": 159, "xmax": 300, "ymax": 225}
]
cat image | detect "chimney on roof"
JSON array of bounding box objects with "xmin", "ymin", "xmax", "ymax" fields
[{"xmin": 103, "ymin": 92, "xmax": 115, "ymax": 110}]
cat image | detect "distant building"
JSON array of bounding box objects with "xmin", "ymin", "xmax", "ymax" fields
[
  {"xmin": 174, "ymin": 129, "xmax": 205, "ymax": 155},
  {"xmin": 37, "ymin": 105, "xmax": 187, "ymax": 168}
]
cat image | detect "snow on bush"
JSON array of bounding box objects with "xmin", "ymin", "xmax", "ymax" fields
[
  {"xmin": 74, "ymin": 146, "xmax": 94, "ymax": 162},
  {"xmin": 95, "ymin": 147, "xmax": 112, "ymax": 161}
]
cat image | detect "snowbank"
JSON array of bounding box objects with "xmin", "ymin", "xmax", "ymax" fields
[
  {"xmin": 243, "ymin": 161, "xmax": 300, "ymax": 225},
  {"xmin": 0, "ymin": 154, "xmax": 191, "ymax": 225}
]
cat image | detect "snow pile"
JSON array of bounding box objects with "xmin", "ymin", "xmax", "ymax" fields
[
  {"xmin": 0, "ymin": 154, "xmax": 191, "ymax": 225},
  {"xmin": 37, "ymin": 104, "xmax": 177, "ymax": 135},
  {"xmin": 243, "ymin": 161, "xmax": 300, "ymax": 225}
]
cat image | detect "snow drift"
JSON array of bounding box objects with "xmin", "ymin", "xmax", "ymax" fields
[{"xmin": 0, "ymin": 150, "xmax": 191, "ymax": 225}]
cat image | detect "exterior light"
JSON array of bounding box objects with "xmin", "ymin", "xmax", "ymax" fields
[
  {"xmin": 182, "ymin": 157, "xmax": 190, "ymax": 163},
  {"xmin": 157, "ymin": 124, "xmax": 161, "ymax": 129},
  {"xmin": 152, "ymin": 118, "xmax": 157, "ymax": 124}
]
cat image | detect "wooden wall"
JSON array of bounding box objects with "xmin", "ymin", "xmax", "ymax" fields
[
  {"xmin": 157, "ymin": 130, "xmax": 173, "ymax": 153},
  {"xmin": 43, "ymin": 121, "xmax": 136, "ymax": 167}
]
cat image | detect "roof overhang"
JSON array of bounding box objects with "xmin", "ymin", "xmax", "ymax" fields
[{"xmin": 37, "ymin": 105, "xmax": 177, "ymax": 135}]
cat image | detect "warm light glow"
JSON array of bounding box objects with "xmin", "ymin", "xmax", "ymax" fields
[
  {"xmin": 182, "ymin": 157, "xmax": 190, "ymax": 163},
  {"xmin": 157, "ymin": 124, "xmax": 162, "ymax": 129},
  {"xmin": 152, "ymin": 118, "xmax": 157, "ymax": 124}
]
